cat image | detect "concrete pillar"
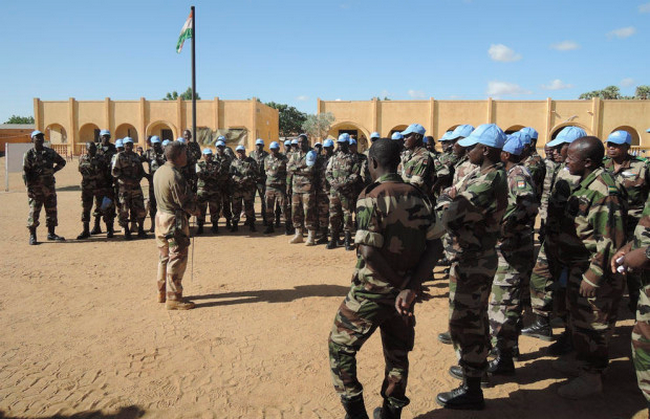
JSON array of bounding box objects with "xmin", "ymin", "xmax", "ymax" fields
[
  {"xmin": 486, "ymin": 97, "xmax": 494, "ymax": 123},
  {"xmin": 33, "ymin": 98, "xmax": 42, "ymax": 131},
  {"xmin": 176, "ymin": 97, "xmax": 183, "ymax": 138},
  {"xmin": 372, "ymin": 97, "xmax": 379, "ymax": 133},
  {"xmin": 139, "ymin": 97, "xmax": 146, "ymax": 146},
  {"xmin": 213, "ymin": 97, "xmax": 220, "ymax": 130},
  {"xmin": 317, "ymin": 98, "xmax": 322, "ymax": 114},
  {"xmin": 429, "ymin": 97, "xmax": 435, "ymax": 136},
  {"xmin": 69, "ymin": 97, "xmax": 77, "ymax": 151},
  {"xmin": 250, "ymin": 97, "xmax": 258, "ymax": 149},
  {"xmin": 591, "ymin": 97, "xmax": 602, "ymax": 138},
  {"xmin": 544, "ymin": 98, "xmax": 553, "ymax": 145},
  {"xmin": 104, "ymin": 97, "xmax": 113, "ymax": 133}
]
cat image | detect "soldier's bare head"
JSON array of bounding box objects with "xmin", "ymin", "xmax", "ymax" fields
[
  {"xmin": 86, "ymin": 142, "xmax": 96, "ymax": 155},
  {"xmin": 368, "ymin": 138, "xmax": 400, "ymax": 181},
  {"xmin": 166, "ymin": 141, "xmax": 188, "ymax": 168},
  {"xmin": 183, "ymin": 130, "xmax": 192, "ymax": 141},
  {"xmin": 566, "ymin": 136, "xmax": 604, "ymax": 177}
]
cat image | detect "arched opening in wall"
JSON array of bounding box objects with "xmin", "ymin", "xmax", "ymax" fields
[
  {"xmin": 611, "ymin": 126, "xmax": 641, "ymax": 146},
  {"xmin": 147, "ymin": 121, "xmax": 176, "ymax": 142},
  {"xmin": 505, "ymin": 125, "xmax": 526, "ymax": 134},
  {"xmin": 328, "ymin": 121, "xmax": 370, "ymax": 151},
  {"xmin": 79, "ymin": 123, "xmax": 100, "ymax": 143},
  {"xmin": 115, "ymin": 124, "xmax": 139, "ymax": 143},
  {"xmin": 45, "ymin": 124, "xmax": 67, "ymax": 144},
  {"xmin": 388, "ymin": 125, "xmax": 408, "ymax": 138},
  {"xmin": 549, "ymin": 123, "xmax": 591, "ymax": 141}
]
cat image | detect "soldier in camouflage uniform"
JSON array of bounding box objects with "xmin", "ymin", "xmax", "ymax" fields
[
  {"xmin": 287, "ymin": 134, "xmax": 319, "ymax": 245},
  {"xmin": 328, "ymin": 138, "xmax": 444, "ymax": 419},
  {"xmin": 91, "ymin": 129, "xmax": 117, "ymax": 234},
  {"xmin": 283, "ymin": 139, "xmax": 295, "ymax": 234},
  {"xmin": 77, "ymin": 142, "xmax": 115, "ymax": 239},
  {"xmin": 195, "ymin": 148, "xmax": 221, "ymax": 234},
  {"xmin": 315, "ymin": 139, "xmax": 334, "ymax": 243},
  {"xmin": 549, "ymin": 137, "xmax": 626, "ymax": 399},
  {"xmin": 538, "ymin": 144, "xmax": 560, "ymax": 239},
  {"xmin": 432, "ymin": 126, "xmax": 472, "ymax": 196},
  {"xmin": 250, "ymin": 139, "xmax": 270, "ymax": 225},
  {"xmin": 178, "ymin": 130, "xmax": 201, "ymax": 193},
  {"xmin": 111, "ymin": 137, "xmax": 147, "ymax": 239},
  {"xmin": 603, "ymin": 130, "xmax": 650, "ymax": 313},
  {"xmin": 487, "ymin": 136, "xmax": 539, "ymax": 375},
  {"xmin": 436, "ymin": 123, "xmax": 508, "ymax": 410},
  {"xmin": 519, "ymin": 127, "xmax": 546, "ymax": 203},
  {"xmin": 143, "ymin": 136, "xmax": 166, "ymax": 232},
  {"xmin": 23, "ymin": 130, "xmax": 67, "ymax": 244},
  {"xmin": 229, "ymin": 145, "xmax": 259, "ymax": 232},
  {"xmin": 424, "ymin": 136, "xmax": 439, "ymax": 157},
  {"xmin": 214, "ymin": 140, "xmax": 233, "ymax": 230},
  {"xmin": 326, "ymin": 134, "xmax": 361, "ymax": 250},
  {"xmin": 397, "ymin": 124, "xmax": 435, "ymax": 197},
  {"xmin": 262, "ymin": 142, "xmax": 288, "ymax": 235}
]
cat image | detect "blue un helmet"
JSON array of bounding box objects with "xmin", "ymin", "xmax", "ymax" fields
[{"xmin": 323, "ymin": 139, "xmax": 334, "ymax": 148}]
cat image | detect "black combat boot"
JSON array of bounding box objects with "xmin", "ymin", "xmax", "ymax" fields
[
  {"xmin": 344, "ymin": 232, "xmax": 354, "ymax": 251},
  {"xmin": 29, "ymin": 227, "xmax": 38, "ymax": 245},
  {"xmin": 275, "ymin": 211, "xmax": 281, "ymax": 228},
  {"xmin": 90, "ymin": 217, "xmax": 102, "ymax": 234},
  {"xmin": 487, "ymin": 351, "xmax": 515, "ymax": 375},
  {"xmin": 226, "ymin": 219, "xmax": 232, "ymax": 231},
  {"xmin": 438, "ymin": 331, "xmax": 452, "ymax": 345},
  {"xmin": 124, "ymin": 227, "xmax": 132, "ymax": 240},
  {"xmin": 130, "ymin": 222, "xmax": 138, "ymax": 233},
  {"xmin": 249, "ymin": 221, "xmax": 256, "ymax": 232},
  {"xmin": 106, "ymin": 222, "xmax": 114, "ymax": 238},
  {"xmin": 263, "ymin": 224, "xmax": 274, "ymax": 234},
  {"xmin": 521, "ymin": 315, "xmax": 553, "ymax": 341},
  {"xmin": 231, "ymin": 222, "xmax": 238, "ymax": 232},
  {"xmin": 547, "ymin": 330, "xmax": 573, "ymax": 356},
  {"xmin": 137, "ymin": 223, "xmax": 147, "ymax": 238},
  {"xmin": 196, "ymin": 223, "xmax": 204, "ymax": 235},
  {"xmin": 211, "ymin": 223, "xmax": 218, "ymax": 234},
  {"xmin": 316, "ymin": 228, "xmax": 329, "ymax": 245},
  {"xmin": 285, "ymin": 221, "xmax": 294, "ymax": 235},
  {"xmin": 373, "ymin": 399, "xmax": 403, "ymax": 419},
  {"xmin": 77, "ymin": 222, "xmax": 91, "ymax": 240},
  {"xmin": 149, "ymin": 216, "xmax": 155, "ymax": 233},
  {"xmin": 327, "ymin": 230, "xmax": 339, "ymax": 249},
  {"xmin": 341, "ymin": 394, "xmax": 369, "ymax": 419},
  {"xmin": 47, "ymin": 226, "xmax": 65, "ymax": 241},
  {"xmin": 436, "ymin": 376, "xmax": 485, "ymax": 410},
  {"xmin": 448, "ymin": 365, "xmax": 490, "ymax": 387}
]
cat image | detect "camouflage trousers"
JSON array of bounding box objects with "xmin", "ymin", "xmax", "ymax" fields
[
  {"xmin": 26, "ymin": 185, "xmax": 57, "ymax": 229},
  {"xmin": 197, "ymin": 190, "xmax": 222, "ymax": 225},
  {"xmin": 81, "ymin": 186, "xmax": 114, "ymax": 223},
  {"xmin": 155, "ymin": 211, "xmax": 189, "ymax": 301},
  {"xmin": 632, "ymin": 282, "xmax": 650, "ymax": 403},
  {"xmin": 264, "ymin": 187, "xmax": 287, "ymax": 224},
  {"xmin": 117, "ymin": 186, "xmax": 147, "ymax": 228},
  {"xmin": 566, "ymin": 264, "xmax": 624, "ymax": 373},
  {"xmin": 449, "ymin": 252, "xmax": 497, "ymax": 377},
  {"xmin": 488, "ymin": 246, "xmax": 534, "ymax": 353},
  {"xmin": 329, "ymin": 190, "xmax": 356, "ymax": 234},
  {"xmin": 292, "ymin": 191, "xmax": 317, "ymax": 231},
  {"xmin": 232, "ymin": 188, "xmax": 255, "ymax": 225},
  {"xmin": 328, "ymin": 286, "xmax": 414, "ymax": 408},
  {"xmin": 529, "ymin": 239, "xmax": 563, "ymax": 318},
  {"xmin": 216, "ymin": 185, "xmax": 232, "ymax": 222},
  {"xmin": 255, "ymin": 183, "xmax": 267, "ymax": 222},
  {"xmin": 317, "ymin": 190, "xmax": 329, "ymax": 231}
]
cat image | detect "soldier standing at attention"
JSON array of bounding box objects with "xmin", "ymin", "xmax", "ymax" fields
[
  {"xmin": 435, "ymin": 124, "xmax": 508, "ymax": 410},
  {"xmin": 143, "ymin": 136, "xmax": 166, "ymax": 232},
  {"xmin": 287, "ymin": 134, "xmax": 319, "ymax": 245},
  {"xmin": 153, "ymin": 141, "xmax": 200, "ymax": 310},
  {"xmin": 183, "ymin": 129, "xmax": 202, "ymax": 191},
  {"xmin": 92, "ymin": 129, "xmax": 117, "ymax": 235},
  {"xmin": 284, "ymin": 139, "xmax": 295, "ymax": 235},
  {"xmin": 519, "ymin": 127, "xmax": 546, "ymax": 203},
  {"xmin": 487, "ymin": 136, "xmax": 538, "ymax": 375},
  {"xmin": 250, "ymin": 139, "xmax": 270, "ymax": 225},
  {"xmin": 262, "ymin": 141, "xmax": 289, "ymax": 235},
  {"xmin": 432, "ymin": 127, "xmax": 466, "ymax": 195},
  {"xmin": 23, "ymin": 130, "xmax": 67, "ymax": 244},
  {"xmin": 398, "ymin": 124, "xmax": 436, "ymax": 196},
  {"xmin": 229, "ymin": 145, "xmax": 259, "ymax": 232},
  {"xmin": 111, "ymin": 137, "xmax": 147, "ymax": 240},
  {"xmin": 195, "ymin": 148, "xmax": 220, "ymax": 234},
  {"xmin": 77, "ymin": 142, "xmax": 114, "ymax": 239},
  {"xmin": 326, "ymin": 134, "xmax": 361, "ymax": 250},
  {"xmin": 214, "ymin": 140, "xmax": 233, "ymax": 231},
  {"xmin": 316, "ymin": 139, "xmax": 335, "ymax": 244},
  {"xmin": 328, "ymin": 138, "xmax": 443, "ymax": 419}
]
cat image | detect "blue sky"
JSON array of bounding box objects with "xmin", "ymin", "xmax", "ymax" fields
[{"xmin": 1, "ymin": 0, "xmax": 647, "ymax": 123}]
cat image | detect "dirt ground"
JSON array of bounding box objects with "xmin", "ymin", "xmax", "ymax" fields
[{"xmin": 0, "ymin": 155, "xmax": 646, "ymax": 419}]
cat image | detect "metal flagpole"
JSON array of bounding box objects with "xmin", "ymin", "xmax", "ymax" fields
[{"xmin": 190, "ymin": 5, "xmax": 196, "ymax": 283}]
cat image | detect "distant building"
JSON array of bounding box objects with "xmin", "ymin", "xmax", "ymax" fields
[{"xmin": 0, "ymin": 124, "xmax": 34, "ymax": 153}]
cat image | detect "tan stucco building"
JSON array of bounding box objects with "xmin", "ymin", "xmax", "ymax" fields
[
  {"xmin": 318, "ymin": 98, "xmax": 650, "ymax": 151},
  {"xmin": 33, "ymin": 97, "xmax": 279, "ymax": 154}
]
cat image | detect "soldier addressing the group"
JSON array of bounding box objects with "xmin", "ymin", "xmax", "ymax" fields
[
  {"xmin": 328, "ymin": 138, "xmax": 443, "ymax": 419},
  {"xmin": 153, "ymin": 140, "xmax": 200, "ymax": 310},
  {"xmin": 77, "ymin": 142, "xmax": 115, "ymax": 239},
  {"xmin": 111, "ymin": 137, "xmax": 147, "ymax": 240},
  {"xmin": 23, "ymin": 130, "xmax": 67, "ymax": 245}
]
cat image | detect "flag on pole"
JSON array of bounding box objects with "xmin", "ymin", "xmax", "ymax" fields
[{"xmin": 176, "ymin": 11, "xmax": 193, "ymax": 53}]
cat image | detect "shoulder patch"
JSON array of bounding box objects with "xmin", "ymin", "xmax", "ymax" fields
[
  {"xmin": 517, "ymin": 180, "xmax": 526, "ymax": 189},
  {"xmin": 608, "ymin": 185, "xmax": 619, "ymax": 195}
]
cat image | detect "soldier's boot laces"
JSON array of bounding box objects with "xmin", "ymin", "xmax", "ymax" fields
[
  {"xmin": 106, "ymin": 222, "xmax": 115, "ymax": 238},
  {"xmin": 196, "ymin": 223, "xmax": 204, "ymax": 235},
  {"xmin": 373, "ymin": 399, "xmax": 403, "ymax": 419},
  {"xmin": 137, "ymin": 223, "xmax": 147, "ymax": 238},
  {"xmin": 77, "ymin": 222, "xmax": 91, "ymax": 240},
  {"xmin": 305, "ymin": 230, "xmax": 317, "ymax": 246},
  {"xmin": 29, "ymin": 227, "xmax": 38, "ymax": 245},
  {"xmin": 436, "ymin": 376, "xmax": 485, "ymax": 410},
  {"xmin": 327, "ymin": 232, "xmax": 340, "ymax": 249},
  {"xmin": 47, "ymin": 226, "xmax": 65, "ymax": 241},
  {"xmin": 449, "ymin": 365, "xmax": 490, "ymax": 387},
  {"xmin": 263, "ymin": 224, "xmax": 274, "ymax": 234},
  {"xmin": 487, "ymin": 353, "xmax": 515, "ymax": 376},
  {"xmin": 521, "ymin": 315, "xmax": 553, "ymax": 341},
  {"xmin": 438, "ymin": 331, "xmax": 452, "ymax": 345},
  {"xmin": 557, "ymin": 372, "xmax": 602, "ymax": 399},
  {"xmin": 90, "ymin": 217, "xmax": 102, "ymax": 235},
  {"xmin": 289, "ymin": 228, "xmax": 304, "ymax": 244},
  {"xmin": 344, "ymin": 232, "xmax": 354, "ymax": 251},
  {"xmin": 341, "ymin": 394, "xmax": 369, "ymax": 419}
]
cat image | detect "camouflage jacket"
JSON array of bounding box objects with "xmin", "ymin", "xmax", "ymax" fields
[
  {"xmin": 539, "ymin": 158, "xmax": 560, "ymax": 222},
  {"xmin": 111, "ymin": 151, "xmax": 145, "ymax": 187},
  {"xmin": 633, "ymin": 200, "xmax": 650, "ymax": 250},
  {"xmin": 545, "ymin": 163, "xmax": 581, "ymax": 238},
  {"xmin": 23, "ymin": 147, "xmax": 66, "ymax": 188},
  {"xmin": 195, "ymin": 159, "xmax": 221, "ymax": 192},
  {"xmin": 440, "ymin": 163, "xmax": 508, "ymax": 256},
  {"xmin": 433, "ymin": 150, "xmax": 459, "ymax": 182},
  {"xmin": 187, "ymin": 141, "xmax": 202, "ymax": 162},
  {"xmin": 326, "ymin": 150, "xmax": 360, "ymax": 195},
  {"xmin": 523, "ymin": 152, "xmax": 546, "ymax": 202},
  {"xmin": 603, "ymin": 156, "xmax": 650, "ymax": 229},
  {"xmin": 212, "ymin": 152, "xmax": 233, "ymax": 184},
  {"xmin": 229, "ymin": 156, "xmax": 258, "ymax": 191},
  {"xmin": 96, "ymin": 142, "xmax": 117, "ymax": 162},
  {"xmin": 355, "ymin": 152, "xmax": 370, "ymax": 191},
  {"xmin": 353, "ymin": 172, "xmax": 442, "ymax": 298},
  {"xmin": 250, "ymin": 149, "xmax": 269, "ymax": 184},
  {"xmin": 263, "ymin": 153, "xmax": 288, "ymax": 189},
  {"xmin": 452, "ymin": 154, "xmax": 477, "ymax": 185},
  {"xmin": 499, "ymin": 164, "xmax": 539, "ymax": 252},
  {"xmin": 78, "ymin": 153, "xmax": 111, "ymax": 190},
  {"xmin": 557, "ymin": 167, "xmax": 626, "ymax": 286},
  {"xmin": 287, "ymin": 150, "xmax": 318, "ymax": 193},
  {"xmin": 143, "ymin": 148, "xmax": 166, "ymax": 180},
  {"xmin": 399, "ymin": 146, "xmax": 435, "ymax": 192}
]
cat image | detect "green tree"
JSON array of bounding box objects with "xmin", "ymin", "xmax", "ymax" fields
[
  {"xmin": 265, "ymin": 102, "xmax": 307, "ymax": 137},
  {"xmin": 636, "ymin": 85, "xmax": 650, "ymax": 100},
  {"xmin": 163, "ymin": 87, "xmax": 200, "ymax": 100},
  {"xmin": 302, "ymin": 112, "xmax": 335, "ymax": 140},
  {"xmin": 577, "ymin": 85, "xmax": 646, "ymax": 100},
  {"xmin": 4, "ymin": 115, "xmax": 34, "ymax": 124}
]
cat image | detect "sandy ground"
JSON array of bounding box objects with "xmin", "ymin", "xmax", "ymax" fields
[{"xmin": 0, "ymin": 155, "xmax": 646, "ymax": 419}]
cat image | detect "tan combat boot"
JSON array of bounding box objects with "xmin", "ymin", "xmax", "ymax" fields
[
  {"xmin": 557, "ymin": 372, "xmax": 602, "ymax": 399},
  {"xmin": 166, "ymin": 299, "xmax": 196, "ymax": 310},
  {"xmin": 157, "ymin": 292, "xmax": 166, "ymax": 303},
  {"xmin": 289, "ymin": 228, "xmax": 303, "ymax": 244},
  {"xmin": 305, "ymin": 230, "xmax": 316, "ymax": 246}
]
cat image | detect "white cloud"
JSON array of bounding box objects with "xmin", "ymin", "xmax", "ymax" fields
[
  {"xmin": 639, "ymin": 2, "xmax": 650, "ymax": 13},
  {"xmin": 486, "ymin": 81, "xmax": 532, "ymax": 96},
  {"xmin": 408, "ymin": 90, "xmax": 426, "ymax": 99},
  {"xmin": 335, "ymin": 98, "xmax": 342, "ymax": 101},
  {"xmin": 541, "ymin": 79, "xmax": 574, "ymax": 90},
  {"xmin": 296, "ymin": 95, "xmax": 309, "ymax": 101},
  {"xmin": 488, "ymin": 44, "xmax": 522, "ymax": 62},
  {"xmin": 550, "ymin": 40, "xmax": 580, "ymax": 51},
  {"xmin": 621, "ymin": 77, "xmax": 636, "ymax": 87},
  {"xmin": 607, "ymin": 26, "xmax": 636, "ymax": 39}
]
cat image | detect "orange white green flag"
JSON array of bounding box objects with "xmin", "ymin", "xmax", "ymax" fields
[{"xmin": 176, "ymin": 11, "xmax": 193, "ymax": 54}]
